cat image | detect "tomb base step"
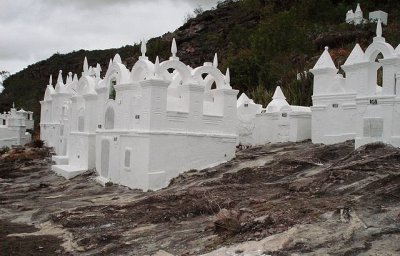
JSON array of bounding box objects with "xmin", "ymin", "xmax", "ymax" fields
[
  {"xmin": 52, "ymin": 155, "xmax": 69, "ymax": 165},
  {"xmin": 52, "ymin": 165, "xmax": 88, "ymax": 179},
  {"xmin": 389, "ymin": 136, "xmax": 400, "ymax": 148},
  {"xmin": 95, "ymin": 176, "xmax": 111, "ymax": 187},
  {"xmin": 323, "ymin": 133, "xmax": 356, "ymax": 145},
  {"xmin": 355, "ymin": 137, "xmax": 382, "ymax": 147}
]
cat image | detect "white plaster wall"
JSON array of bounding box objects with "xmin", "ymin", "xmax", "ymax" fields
[
  {"xmin": 312, "ymin": 95, "xmax": 357, "ymax": 144},
  {"xmin": 117, "ymin": 135, "xmax": 151, "ymax": 191},
  {"xmin": 67, "ymin": 133, "xmax": 96, "ymax": 169},
  {"xmin": 146, "ymin": 132, "xmax": 236, "ymax": 190},
  {"xmin": 289, "ymin": 115, "xmax": 311, "ymax": 142}
]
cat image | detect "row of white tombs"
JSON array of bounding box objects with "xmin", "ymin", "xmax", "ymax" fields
[
  {"xmin": 40, "ymin": 23, "xmax": 400, "ymax": 191},
  {"xmin": 0, "ymin": 105, "xmax": 34, "ymax": 148}
]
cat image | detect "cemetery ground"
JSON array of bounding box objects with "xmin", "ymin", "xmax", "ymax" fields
[{"xmin": 0, "ymin": 141, "xmax": 400, "ymax": 255}]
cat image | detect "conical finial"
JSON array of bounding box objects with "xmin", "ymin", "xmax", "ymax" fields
[
  {"xmin": 171, "ymin": 38, "xmax": 177, "ymax": 57},
  {"xmin": 113, "ymin": 53, "xmax": 122, "ymax": 64},
  {"xmin": 49, "ymin": 75, "xmax": 53, "ymax": 86},
  {"xmin": 95, "ymin": 63, "xmax": 102, "ymax": 78},
  {"xmin": 12, "ymin": 102, "xmax": 15, "ymax": 108},
  {"xmin": 57, "ymin": 70, "xmax": 63, "ymax": 84},
  {"xmin": 66, "ymin": 72, "xmax": 73, "ymax": 84},
  {"xmin": 225, "ymin": 68, "xmax": 230, "ymax": 85},
  {"xmin": 272, "ymin": 86, "xmax": 286, "ymax": 100},
  {"xmin": 83, "ymin": 57, "xmax": 89, "ymax": 73},
  {"xmin": 376, "ymin": 19, "xmax": 382, "ymax": 37},
  {"xmin": 213, "ymin": 53, "xmax": 218, "ymax": 68},
  {"xmin": 355, "ymin": 3, "xmax": 362, "ymax": 13},
  {"xmin": 154, "ymin": 56, "xmax": 160, "ymax": 78},
  {"xmin": 73, "ymin": 74, "xmax": 78, "ymax": 82},
  {"xmin": 344, "ymin": 43, "xmax": 365, "ymax": 65},
  {"xmin": 313, "ymin": 46, "xmax": 337, "ymax": 70},
  {"xmin": 141, "ymin": 40, "xmax": 147, "ymax": 57}
]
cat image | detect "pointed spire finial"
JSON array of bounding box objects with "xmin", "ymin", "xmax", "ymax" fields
[
  {"xmin": 73, "ymin": 74, "xmax": 78, "ymax": 82},
  {"xmin": 272, "ymin": 86, "xmax": 286, "ymax": 100},
  {"xmin": 313, "ymin": 46, "xmax": 337, "ymax": 70},
  {"xmin": 57, "ymin": 70, "xmax": 63, "ymax": 84},
  {"xmin": 113, "ymin": 53, "xmax": 122, "ymax": 64},
  {"xmin": 355, "ymin": 3, "xmax": 362, "ymax": 13},
  {"xmin": 171, "ymin": 38, "xmax": 177, "ymax": 58},
  {"xmin": 12, "ymin": 102, "xmax": 15, "ymax": 108},
  {"xmin": 49, "ymin": 75, "xmax": 53, "ymax": 86},
  {"xmin": 95, "ymin": 63, "xmax": 101, "ymax": 78},
  {"xmin": 83, "ymin": 57, "xmax": 89, "ymax": 73},
  {"xmin": 154, "ymin": 56, "xmax": 160, "ymax": 78},
  {"xmin": 213, "ymin": 53, "xmax": 218, "ymax": 68},
  {"xmin": 225, "ymin": 68, "xmax": 230, "ymax": 85},
  {"xmin": 344, "ymin": 43, "xmax": 365, "ymax": 66},
  {"xmin": 66, "ymin": 72, "xmax": 73, "ymax": 84},
  {"xmin": 377, "ymin": 19, "xmax": 382, "ymax": 37},
  {"xmin": 141, "ymin": 39, "xmax": 147, "ymax": 57}
]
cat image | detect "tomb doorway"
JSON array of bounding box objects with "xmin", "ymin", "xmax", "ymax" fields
[{"xmin": 101, "ymin": 139, "xmax": 110, "ymax": 178}]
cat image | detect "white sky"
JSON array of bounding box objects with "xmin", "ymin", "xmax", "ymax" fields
[{"xmin": 0, "ymin": 0, "xmax": 219, "ymax": 74}]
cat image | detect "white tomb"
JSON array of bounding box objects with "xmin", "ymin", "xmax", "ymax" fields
[
  {"xmin": 41, "ymin": 39, "xmax": 239, "ymax": 190},
  {"xmin": 236, "ymin": 93, "xmax": 262, "ymax": 146},
  {"xmin": 310, "ymin": 46, "xmax": 358, "ymax": 144},
  {"xmin": 369, "ymin": 11, "xmax": 388, "ymax": 26},
  {"xmin": 311, "ymin": 20, "xmax": 400, "ymax": 148},
  {"xmin": 346, "ymin": 3, "xmax": 388, "ymax": 26},
  {"xmin": 346, "ymin": 3, "xmax": 366, "ymax": 25},
  {"xmin": 237, "ymin": 87, "xmax": 311, "ymax": 146},
  {"xmin": 40, "ymin": 71, "xmax": 77, "ymax": 156},
  {"xmin": 0, "ymin": 103, "xmax": 33, "ymax": 147}
]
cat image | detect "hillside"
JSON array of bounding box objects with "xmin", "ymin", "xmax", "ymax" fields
[
  {"xmin": 2, "ymin": 0, "xmax": 400, "ymax": 129},
  {"xmin": 1, "ymin": 141, "xmax": 400, "ymax": 254}
]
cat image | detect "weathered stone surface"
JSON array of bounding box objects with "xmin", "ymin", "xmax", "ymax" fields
[{"xmin": 1, "ymin": 141, "xmax": 400, "ymax": 255}]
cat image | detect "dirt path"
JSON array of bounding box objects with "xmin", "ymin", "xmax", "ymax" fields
[{"xmin": 1, "ymin": 141, "xmax": 400, "ymax": 255}]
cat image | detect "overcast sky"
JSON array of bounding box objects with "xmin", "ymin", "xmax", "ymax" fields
[{"xmin": 0, "ymin": 0, "xmax": 219, "ymax": 74}]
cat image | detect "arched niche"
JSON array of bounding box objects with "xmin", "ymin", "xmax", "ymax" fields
[
  {"xmin": 109, "ymin": 77, "xmax": 117, "ymax": 100},
  {"xmin": 104, "ymin": 106, "xmax": 115, "ymax": 130},
  {"xmin": 365, "ymin": 41, "xmax": 398, "ymax": 94},
  {"xmin": 159, "ymin": 60, "xmax": 192, "ymax": 84},
  {"xmin": 192, "ymin": 66, "xmax": 227, "ymax": 90},
  {"xmin": 365, "ymin": 41, "xmax": 396, "ymax": 62},
  {"xmin": 103, "ymin": 63, "xmax": 130, "ymax": 100},
  {"xmin": 160, "ymin": 60, "xmax": 192, "ymax": 112},
  {"xmin": 106, "ymin": 63, "xmax": 130, "ymax": 85},
  {"xmin": 77, "ymin": 76, "xmax": 96, "ymax": 96},
  {"xmin": 167, "ymin": 72, "xmax": 183, "ymax": 99},
  {"xmin": 131, "ymin": 59, "xmax": 154, "ymax": 82}
]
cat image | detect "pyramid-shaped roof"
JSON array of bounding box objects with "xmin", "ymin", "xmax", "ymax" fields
[
  {"xmin": 344, "ymin": 44, "xmax": 365, "ymax": 65},
  {"xmin": 313, "ymin": 47, "xmax": 337, "ymax": 70},
  {"xmin": 272, "ymin": 86, "xmax": 286, "ymax": 100},
  {"xmin": 266, "ymin": 86, "xmax": 289, "ymax": 113}
]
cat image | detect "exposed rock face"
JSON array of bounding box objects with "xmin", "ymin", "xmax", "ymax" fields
[{"xmin": 1, "ymin": 141, "xmax": 400, "ymax": 255}]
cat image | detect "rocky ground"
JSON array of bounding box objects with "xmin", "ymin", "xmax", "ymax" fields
[{"xmin": 1, "ymin": 141, "xmax": 400, "ymax": 256}]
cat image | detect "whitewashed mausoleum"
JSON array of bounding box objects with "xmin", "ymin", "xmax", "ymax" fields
[
  {"xmin": 236, "ymin": 86, "xmax": 311, "ymax": 146},
  {"xmin": 346, "ymin": 3, "xmax": 388, "ymax": 26},
  {"xmin": 311, "ymin": 20, "xmax": 400, "ymax": 148},
  {"xmin": 0, "ymin": 104, "xmax": 33, "ymax": 147},
  {"xmin": 40, "ymin": 39, "xmax": 238, "ymax": 190}
]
